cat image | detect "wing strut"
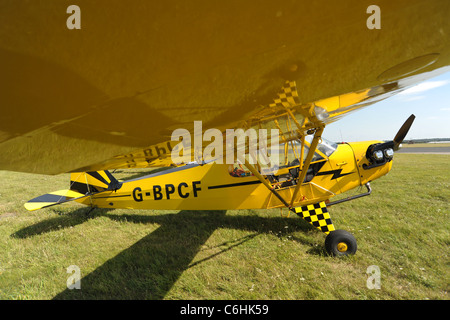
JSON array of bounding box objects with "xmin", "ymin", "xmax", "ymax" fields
[{"xmin": 290, "ymin": 126, "xmax": 324, "ymax": 207}]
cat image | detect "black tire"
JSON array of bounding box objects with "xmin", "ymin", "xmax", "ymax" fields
[{"xmin": 325, "ymin": 230, "xmax": 357, "ymax": 256}]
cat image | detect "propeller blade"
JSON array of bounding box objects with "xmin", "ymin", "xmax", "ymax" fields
[{"xmin": 393, "ymin": 114, "xmax": 415, "ymax": 149}]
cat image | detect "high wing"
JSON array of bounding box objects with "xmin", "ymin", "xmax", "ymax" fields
[
  {"xmin": 79, "ymin": 79, "xmax": 405, "ymax": 172},
  {"xmin": 1, "ymin": 0, "xmax": 450, "ymax": 174}
]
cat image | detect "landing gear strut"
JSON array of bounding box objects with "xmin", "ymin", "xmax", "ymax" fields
[{"xmin": 293, "ymin": 201, "xmax": 357, "ymax": 256}]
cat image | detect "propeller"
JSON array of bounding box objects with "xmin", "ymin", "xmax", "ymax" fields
[
  {"xmin": 393, "ymin": 114, "xmax": 415, "ymax": 150},
  {"xmin": 365, "ymin": 114, "xmax": 416, "ymax": 168}
]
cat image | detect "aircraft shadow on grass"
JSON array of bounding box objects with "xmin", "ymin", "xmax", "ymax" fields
[{"xmin": 12, "ymin": 208, "xmax": 322, "ymax": 299}]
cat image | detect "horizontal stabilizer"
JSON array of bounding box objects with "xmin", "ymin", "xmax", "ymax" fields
[{"xmin": 24, "ymin": 189, "xmax": 86, "ymax": 211}]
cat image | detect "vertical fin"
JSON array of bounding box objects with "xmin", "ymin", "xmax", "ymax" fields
[{"xmin": 70, "ymin": 170, "xmax": 121, "ymax": 195}]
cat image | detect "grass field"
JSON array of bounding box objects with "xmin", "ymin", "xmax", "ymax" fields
[{"xmin": 0, "ymin": 154, "xmax": 448, "ymax": 300}]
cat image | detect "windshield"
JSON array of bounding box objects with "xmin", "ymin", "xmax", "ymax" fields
[
  {"xmin": 305, "ymin": 136, "xmax": 337, "ymax": 157},
  {"xmin": 318, "ymin": 138, "xmax": 338, "ymax": 157}
]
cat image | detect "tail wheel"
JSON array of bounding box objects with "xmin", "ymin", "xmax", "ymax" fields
[{"xmin": 325, "ymin": 230, "xmax": 357, "ymax": 256}]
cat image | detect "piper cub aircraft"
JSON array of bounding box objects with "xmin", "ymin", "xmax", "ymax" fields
[
  {"xmin": 2, "ymin": 1, "xmax": 450, "ymax": 257},
  {"xmin": 23, "ymin": 79, "xmax": 416, "ymax": 256}
]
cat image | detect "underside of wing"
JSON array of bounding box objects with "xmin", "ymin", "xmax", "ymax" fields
[{"xmin": 1, "ymin": 0, "xmax": 450, "ymax": 174}]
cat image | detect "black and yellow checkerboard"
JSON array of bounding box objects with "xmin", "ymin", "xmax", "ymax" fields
[
  {"xmin": 269, "ymin": 80, "xmax": 300, "ymax": 108},
  {"xmin": 294, "ymin": 201, "xmax": 335, "ymax": 234}
]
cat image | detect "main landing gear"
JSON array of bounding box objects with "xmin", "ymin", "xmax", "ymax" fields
[{"xmin": 292, "ymin": 201, "xmax": 357, "ymax": 256}]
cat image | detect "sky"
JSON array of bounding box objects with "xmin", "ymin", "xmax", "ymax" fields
[{"xmin": 324, "ymin": 70, "xmax": 450, "ymax": 142}]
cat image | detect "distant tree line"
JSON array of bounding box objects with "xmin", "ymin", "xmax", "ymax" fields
[{"xmin": 403, "ymin": 138, "xmax": 450, "ymax": 144}]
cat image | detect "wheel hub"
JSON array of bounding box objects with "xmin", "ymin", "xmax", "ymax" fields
[{"xmin": 337, "ymin": 242, "xmax": 348, "ymax": 252}]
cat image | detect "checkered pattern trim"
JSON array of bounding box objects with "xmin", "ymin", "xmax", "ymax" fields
[
  {"xmin": 294, "ymin": 201, "xmax": 335, "ymax": 234},
  {"xmin": 269, "ymin": 81, "xmax": 300, "ymax": 108}
]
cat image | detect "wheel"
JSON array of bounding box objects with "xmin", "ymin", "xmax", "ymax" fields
[{"xmin": 325, "ymin": 230, "xmax": 357, "ymax": 256}]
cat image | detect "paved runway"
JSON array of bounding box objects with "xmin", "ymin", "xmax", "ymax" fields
[{"xmin": 397, "ymin": 147, "xmax": 450, "ymax": 154}]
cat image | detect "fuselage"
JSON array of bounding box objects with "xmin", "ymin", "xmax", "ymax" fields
[{"xmin": 77, "ymin": 140, "xmax": 393, "ymax": 210}]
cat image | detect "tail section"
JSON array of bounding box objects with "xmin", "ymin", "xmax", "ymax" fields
[
  {"xmin": 25, "ymin": 170, "xmax": 121, "ymax": 211},
  {"xmin": 69, "ymin": 171, "xmax": 122, "ymax": 194}
]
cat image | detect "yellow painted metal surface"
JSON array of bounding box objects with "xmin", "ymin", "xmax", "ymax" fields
[
  {"xmin": 347, "ymin": 141, "xmax": 393, "ymax": 185},
  {"xmin": 1, "ymin": 0, "xmax": 450, "ymax": 174},
  {"xmin": 73, "ymin": 139, "xmax": 393, "ymax": 211}
]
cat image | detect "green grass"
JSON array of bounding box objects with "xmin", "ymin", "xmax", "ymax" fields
[{"xmin": 0, "ymin": 154, "xmax": 448, "ymax": 300}]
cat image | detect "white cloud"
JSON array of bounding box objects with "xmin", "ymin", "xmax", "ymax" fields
[
  {"xmin": 440, "ymin": 107, "xmax": 450, "ymax": 111},
  {"xmin": 398, "ymin": 80, "xmax": 449, "ymax": 96}
]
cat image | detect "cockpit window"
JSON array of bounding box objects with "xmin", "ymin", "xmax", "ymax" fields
[
  {"xmin": 318, "ymin": 138, "xmax": 338, "ymax": 157},
  {"xmin": 305, "ymin": 136, "xmax": 337, "ymax": 158},
  {"xmin": 228, "ymin": 163, "xmax": 252, "ymax": 177}
]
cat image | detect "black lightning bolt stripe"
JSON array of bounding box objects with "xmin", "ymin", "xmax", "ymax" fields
[{"xmin": 315, "ymin": 169, "xmax": 354, "ymax": 180}]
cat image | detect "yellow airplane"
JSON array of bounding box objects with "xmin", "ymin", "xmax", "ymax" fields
[
  {"xmin": 2, "ymin": 1, "xmax": 450, "ymax": 256},
  {"xmin": 23, "ymin": 88, "xmax": 416, "ymax": 256}
]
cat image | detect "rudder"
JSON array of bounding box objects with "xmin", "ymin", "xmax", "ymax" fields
[{"xmin": 70, "ymin": 170, "xmax": 122, "ymax": 195}]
